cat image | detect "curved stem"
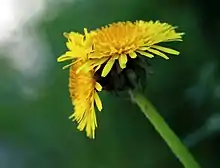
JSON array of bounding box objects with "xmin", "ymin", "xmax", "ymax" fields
[{"xmin": 130, "ymin": 90, "xmax": 200, "ymax": 168}]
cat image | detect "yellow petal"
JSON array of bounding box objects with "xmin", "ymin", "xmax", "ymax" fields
[
  {"xmin": 91, "ymin": 58, "xmax": 109, "ymax": 69},
  {"xmin": 84, "ymin": 28, "xmax": 88, "ymax": 35},
  {"xmin": 146, "ymin": 48, "xmax": 169, "ymax": 59},
  {"xmin": 129, "ymin": 51, "xmax": 137, "ymax": 58},
  {"xmin": 62, "ymin": 62, "xmax": 75, "ymax": 69},
  {"xmin": 69, "ymin": 113, "xmax": 74, "ymax": 119},
  {"xmin": 138, "ymin": 47, "xmax": 150, "ymax": 51},
  {"xmin": 57, "ymin": 55, "xmax": 71, "ymax": 62},
  {"xmin": 63, "ymin": 32, "xmax": 69, "ymax": 38},
  {"xmin": 137, "ymin": 51, "xmax": 154, "ymax": 58},
  {"xmin": 66, "ymin": 41, "xmax": 73, "ymax": 50},
  {"xmin": 165, "ymin": 38, "xmax": 183, "ymax": 42},
  {"xmin": 76, "ymin": 62, "xmax": 91, "ymax": 74},
  {"xmin": 95, "ymin": 82, "xmax": 102, "ymax": 91},
  {"xmin": 118, "ymin": 54, "xmax": 127, "ymax": 69},
  {"xmin": 94, "ymin": 65, "xmax": 101, "ymax": 72},
  {"xmin": 152, "ymin": 45, "xmax": 180, "ymax": 55},
  {"xmin": 94, "ymin": 92, "xmax": 102, "ymax": 111},
  {"xmin": 57, "ymin": 51, "xmax": 76, "ymax": 62},
  {"xmin": 62, "ymin": 59, "xmax": 81, "ymax": 69},
  {"xmin": 101, "ymin": 58, "xmax": 115, "ymax": 77}
]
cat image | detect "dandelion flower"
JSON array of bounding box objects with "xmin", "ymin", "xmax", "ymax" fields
[
  {"xmin": 85, "ymin": 20, "xmax": 184, "ymax": 77},
  {"xmin": 57, "ymin": 29, "xmax": 102, "ymax": 138},
  {"xmin": 57, "ymin": 28, "xmax": 93, "ymax": 69},
  {"xmin": 57, "ymin": 20, "xmax": 184, "ymax": 138},
  {"xmin": 69, "ymin": 61, "xmax": 103, "ymax": 138}
]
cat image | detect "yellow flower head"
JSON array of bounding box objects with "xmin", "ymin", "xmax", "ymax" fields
[
  {"xmin": 57, "ymin": 20, "xmax": 184, "ymax": 139},
  {"xmin": 69, "ymin": 61, "xmax": 102, "ymax": 138},
  {"xmin": 57, "ymin": 28, "xmax": 103, "ymax": 138},
  {"xmin": 57, "ymin": 28, "xmax": 93, "ymax": 69},
  {"xmin": 84, "ymin": 20, "xmax": 184, "ymax": 77}
]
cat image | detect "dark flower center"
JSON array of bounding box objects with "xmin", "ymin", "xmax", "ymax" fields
[{"xmin": 95, "ymin": 55, "xmax": 153, "ymax": 92}]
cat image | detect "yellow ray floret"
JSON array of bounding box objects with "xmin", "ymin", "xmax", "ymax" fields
[
  {"xmin": 69, "ymin": 61, "xmax": 103, "ymax": 139},
  {"xmin": 84, "ymin": 21, "xmax": 184, "ymax": 77}
]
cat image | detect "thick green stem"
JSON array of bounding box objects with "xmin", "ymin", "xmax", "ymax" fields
[{"xmin": 131, "ymin": 90, "xmax": 200, "ymax": 168}]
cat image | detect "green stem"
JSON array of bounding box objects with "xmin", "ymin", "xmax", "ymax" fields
[{"xmin": 130, "ymin": 90, "xmax": 200, "ymax": 168}]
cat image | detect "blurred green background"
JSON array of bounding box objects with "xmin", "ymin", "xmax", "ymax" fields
[{"xmin": 0, "ymin": 0, "xmax": 220, "ymax": 167}]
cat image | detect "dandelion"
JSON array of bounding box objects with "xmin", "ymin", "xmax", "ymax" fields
[
  {"xmin": 83, "ymin": 20, "xmax": 184, "ymax": 77},
  {"xmin": 57, "ymin": 28, "xmax": 93, "ymax": 69},
  {"xmin": 56, "ymin": 21, "xmax": 201, "ymax": 168},
  {"xmin": 57, "ymin": 20, "xmax": 184, "ymax": 138},
  {"xmin": 69, "ymin": 61, "xmax": 102, "ymax": 139},
  {"xmin": 57, "ymin": 29, "xmax": 103, "ymax": 138}
]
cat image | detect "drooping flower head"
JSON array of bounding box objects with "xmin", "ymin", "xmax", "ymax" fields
[
  {"xmin": 57, "ymin": 20, "xmax": 184, "ymax": 139},
  {"xmin": 83, "ymin": 20, "xmax": 184, "ymax": 77},
  {"xmin": 57, "ymin": 28, "xmax": 94, "ymax": 69},
  {"xmin": 57, "ymin": 29, "xmax": 103, "ymax": 138},
  {"xmin": 69, "ymin": 61, "xmax": 102, "ymax": 138}
]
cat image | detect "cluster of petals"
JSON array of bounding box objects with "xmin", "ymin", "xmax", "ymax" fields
[{"xmin": 57, "ymin": 20, "xmax": 184, "ymax": 138}]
